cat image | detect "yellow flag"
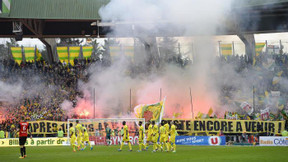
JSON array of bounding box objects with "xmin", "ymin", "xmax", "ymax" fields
[
  {"xmin": 69, "ymin": 46, "xmax": 80, "ymax": 66},
  {"xmin": 277, "ymin": 71, "xmax": 283, "ymax": 77},
  {"xmin": 255, "ymin": 43, "xmax": 265, "ymax": 56},
  {"xmin": 82, "ymin": 46, "xmax": 93, "ymax": 60},
  {"xmin": 173, "ymin": 112, "xmax": 182, "ymax": 118},
  {"xmin": 36, "ymin": 48, "xmax": 42, "ymax": 61},
  {"xmin": 265, "ymin": 91, "xmax": 269, "ymax": 97},
  {"xmin": 220, "ymin": 44, "xmax": 232, "ymax": 56},
  {"xmin": 11, "ymin": 47, "xmax": 22, "ymax": 65},
  {"xmin": 272, "ymin": 77, "xmax": 280, "ymax": 85},
  {"xmin": 196, "ymin": 111, "xmax": 203, "ymax": 119},
  {"xmin": 208, "ymin": 107, "xmax": 213, "ymax": 116},
  {"xmin": 57, "ymin": 47, "xmax": 68, "ymax": 63},
  {"xmin": 134, "ymin": 98, "xmax": 165, "ymax": 123},
  {"xmin": 24, "ymin": 47, "xmax": 35, "ymax": 62}
]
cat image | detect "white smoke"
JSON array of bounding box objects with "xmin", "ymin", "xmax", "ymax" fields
[{"xmin": 68, "ymin": 0, "xmax": 281, "ymax": 119}]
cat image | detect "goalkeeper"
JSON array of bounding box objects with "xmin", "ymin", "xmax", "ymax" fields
[
  {"xmin": 118, "ymin": 121, "xmax": 132, "ymax": 151},
  {"xmin": 105, "ymin": 123, "xmax": 112, "ymax": 146}
]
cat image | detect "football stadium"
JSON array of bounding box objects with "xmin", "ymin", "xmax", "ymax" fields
[{"xmin": 0, "ymin": 0, "xmax": 288, "ymax": 161}]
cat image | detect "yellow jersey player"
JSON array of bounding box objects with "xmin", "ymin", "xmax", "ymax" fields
[
  {"xmin": 80, "ymin": 127, "xmax": 93, "ymax": 151},
  {"xmin": 75, "ymin": 120, "xmax": 84, "ymax": 150},
  {"xmin": 164, "ymin": 121, "xmax": 171, "ymax": 151},
  {"xmin": 118, "ymin": 121, "xmax": 132, "ymax": 151},
  {"xmin": 152, "ymin": 120, "xmax": 161, "ymax": 152},
  {"xmin": 145, "ymin": 121, "xmax": 153, "ymax": 150},
  {"xmin": 159, "ymin": 122, "xmax": 167, "ymax": 151},
  {"xmin": 138, "ymin": 121, "xmax": 145, "ymax": 152},
  {"xmin": 69, "ymin": 123, "xmax": 76, "ymax": 152},
  {"xmin": 169, "ymin": 121, "xmax": 177, "ymax": 153}
]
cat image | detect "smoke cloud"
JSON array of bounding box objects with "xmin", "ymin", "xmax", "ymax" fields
[{"xmin": 65, "ymin": 0, "xmax": 242, "ymax": 119}]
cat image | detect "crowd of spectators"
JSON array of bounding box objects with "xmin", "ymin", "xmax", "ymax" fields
[
  {"xmin": 0, "ymin": 58, "xmax": 100, "ymax": 137},
  {"xmin": 0, "ymin": 48, "xmax": 288, "ymax": 138}
]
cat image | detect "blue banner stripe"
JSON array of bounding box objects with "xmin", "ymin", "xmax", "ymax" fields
[{"xmin": 175, "ymin": 136, "xmax": 226, "ymax": 146}]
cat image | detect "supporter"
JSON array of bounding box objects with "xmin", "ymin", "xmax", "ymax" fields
[
  {"xmin": 0, "ymin": 58, "xmax": 95, "ymax": 135},
  {"xmin": 1, "ymin": 50, "xmax": 288, "ymax": 138},
  {"xmin": 0, "ymin": 127, "xmax": 5, "ymax": 138},
  {"xmin": 281, "ymin": 130, "xmax": 288, "ymax": 136},
  {"xmin": 58, "ymin": 128, "xmax": 64, "ymax": 138},
  {"xmin": 240, "ymin": 131, "xmax": 248, "ymax": 143}
]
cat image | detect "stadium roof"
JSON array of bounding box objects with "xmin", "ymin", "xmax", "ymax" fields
[
  {"xmin": 1, "ymin": 0, "xmax": 288, "ymax": 20},
  {"xmin": 0, "ymin": 0, "xmax": 110, "ymax": 20},
  {"xmin": 238, "ymin": 0, "xmax": 288, "ymax": 7}
]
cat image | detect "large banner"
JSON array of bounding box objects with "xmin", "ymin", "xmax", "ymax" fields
[
  {"xmin": 259, "ymin": 136, "xmax": 288, "ymax": 146},
  {"xmin": 28, "ymin": 120, "xmax": 67, "ymax": 134},
  {"xmin": 0, "ymin": 138, "xmax": 67, "ymax": 147},
  {"xmin": 91, "ymin": 136, "xmax": 139, "ymax": 145},
  {"xmin": 28, "ymin": 120, "xmax": 139, "ymax": 136},
  {"xmin": 161, "ymin": 119, "xmax": 285, "ymax": 135},
  {"xmin": 176, "ymin": 136, "xmax": 226, "ymax": 146},
  {"xmin": 27, "ymin": 119, "xmax": 285, "ymax": 135}
]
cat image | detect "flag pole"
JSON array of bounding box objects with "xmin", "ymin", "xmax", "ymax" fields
[
  {"xmin": 253, "ymin": 86, "xmax": 255, "ymax": 112},
  {"xmin": 189, "ymin": 87, "xmax": 194, "ymax": 119},
  {"xmin": 160, "ymin": 88, "xmax": 162, "ymax": 101},
  {"xmin": 130, "ymin": 88, "xmax": 132, "ymax": 114},
  {"xmin": 93, "ymin": 88, "xmax": 96, "ymax": 118}
]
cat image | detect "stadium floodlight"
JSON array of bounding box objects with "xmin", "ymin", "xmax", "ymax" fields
[
  {"xmin": 12, "ymin": 21, "xmax": 23, "ymax": 41},
  {"xmin": 12, "ymin": 21, "xmax": 22, "ymax": 33},
  {"xmin": 67, "ymin": 118, "xmax": 145, "ymax": 146}
]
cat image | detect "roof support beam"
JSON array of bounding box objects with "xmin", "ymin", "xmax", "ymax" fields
[{"xmin": 21, "ymin": 19, "xmax": 54, "ymax": 63}]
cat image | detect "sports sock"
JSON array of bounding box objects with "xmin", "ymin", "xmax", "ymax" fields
[
  {"xmin": 173, "ymin": 144, "xmax": 176, "ymax": 151},
  {"xmin": 145, "ymin": 142, "xmax": 150, "ymax": 147},
  {"xmin": 23, "ymin": 147, "xmax": 26, "ymax": 155},
  {"xmin": 20, "ymin": 148, "xmax": 24, "ymax": 157},
  {"xmin": 128, "ymin": 142, "xmax": 132, "ymax": 150},
  {"xmin": 139, "ymin": 142, "xmax": 142, "ymax": 150},
  {"xmin": 120, "ymin": 142, "xmax": 124, "ymax": 150},
  {"xmin": 165, "ymin": 142, "xmax": 169, "ymax": 151},
  {"xmin": 157, "ymin": 143, "xmax": 161, "ymax": 149},
  {"xmin": 168, "ymin": 143, "xmax": 171, "ymax": 150}
]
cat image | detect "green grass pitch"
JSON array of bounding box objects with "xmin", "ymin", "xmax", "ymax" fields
[{"xmin": 0, "ymin": 145, "xmax": 287, "ymax": 162}]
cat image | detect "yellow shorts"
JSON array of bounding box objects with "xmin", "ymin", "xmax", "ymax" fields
[
  {"xmin": 71, "ymin": 135, "xmax": 76, "ymax": 146},
  {"xmin": 83, "ymin": 135, "xmax": 89, "ymax": 142},
  {"xmin": 164, "ymin": 135, "xmax": 169, "ymax": 142},
  {"xmin": 147, "ymin": 134, "xmax": 152, "ymax": 142},
  {"xmin": 152, "ymin": 134, "xmax": 159, "ymax": 143},
  {"xmin": 170, "ymin": 135, "xmax": 176, "ymax": 143},
  {"xmin": 77, "ymin": 136, "xmax": 82, "ymax": 143},
  {"xmin": 122, "ymin": 136, "xmax": 130, "ymax": 142},
  {"xmin": 139, "ymin": 136, "xmax": 144, "ymax": 143},
  {"xmin": 160, "ymin": 135, "xmax": 166, "ymax": 143}
]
